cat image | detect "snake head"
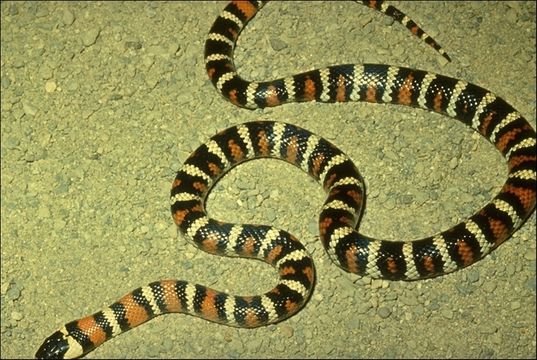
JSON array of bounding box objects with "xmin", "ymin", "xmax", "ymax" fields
[{"xmin": 35, "ymin": 330, "xmax": 71, "ymax": 359}]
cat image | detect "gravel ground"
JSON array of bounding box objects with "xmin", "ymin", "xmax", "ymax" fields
[{"xmin": 1, "ymin": 1, "xmax": 536, "ymax": 359}]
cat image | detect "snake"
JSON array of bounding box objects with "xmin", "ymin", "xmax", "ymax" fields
[{"xmin": 36, "ymin": 1, "xmax": 536, "ymax": 358}]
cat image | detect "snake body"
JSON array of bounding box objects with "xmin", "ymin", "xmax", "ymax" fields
[{"xmin": 36, "ymin": 1, "xmax": 536, "ymax": 358}]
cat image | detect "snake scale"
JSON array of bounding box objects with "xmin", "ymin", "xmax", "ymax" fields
[{"xmin": 36, "ymin": 1, "xmax": 536, "ymax": 358}]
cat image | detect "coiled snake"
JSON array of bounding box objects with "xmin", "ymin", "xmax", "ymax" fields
[{"xmin": 36, "ymin": 1, "xmax": 536, "ymax": 358}]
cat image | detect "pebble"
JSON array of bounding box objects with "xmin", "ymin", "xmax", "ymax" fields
[
  {"xmin": 25, "ymin": 146, "xmax": 47, "ymax": 162},
  {"xmin": 12, "ymin": 58, "xmax": 25, "ymax": 68},
  {"xmin": 82, "ymin": 27, "xmax": 100, "ymax": 47},
  {"xmin": 125, "ymin": 41, "xmax": 143, "ymax": 50},
  {"xmin": 370, "ymin": 279, "xmax": 386, "ymax": 290},
  {"xmin": 54, "ymin": 218, "xmax": 67, "ymax": 230},
  {"xmin": 65, "ymin": 80, "xmax": 79, "ymax": 92},
  {"xmin": 5, "ymin": 283, "xmax": 22, "ymax": 301},
  {"xmin": 510, "ymin": 301, "xmax": 521, "ymax": 310},
  {"xmin": 4, "ymin": 137, "xmax": 20, "ymax": 150},
  {"xmin": 482, "ymin": 281, "xmax": 497, "ymax": 293},
  {"xmin": 523, "ymin": 277, "xmax": 536, "ymax": 291},
  {"xmin": 377, "ymin": 307, "xmax": 392, "ymax": 319},
  {"xmin": 270, "ymin": 37, "xmax": 288, "ymax": 51},
  {"xmin": 35, "ymin": 6, "xmax": 48, "ymax": 18},
  {"xmin": 62, "ymin": 9, "xmax": 75, "ymax": 26},
  {"xmin": 22, "ymin": 100, "xmax": 38, "ymax": 116},
  {"xmin": 399, "ymin": 293, "xmax": 418, "ymax": 306},
  {"xmin": 37, "ymin": 207, "xmax": 51, "ymax": 219},
  {"xmin": 448, "ymin": 157, "xmax": 458, "ymax": 169},
  {"xmin": 441, "ymin": 309, "xmax": 454, "ymax": 320},
  {"xmin": 1, "ymin": 76, "xmax": 11, "ymax": 88},
  {"xmin": 353, "ymin": 301, "xmax": 370, "ymax": 314},
  {"xmin": 40, "ymin": 65, "xmax": 54, "ymax": 80},
  {"xmin": 479, "ymin": 325, "xmax": 498, "ymax": 335},
  {"xmin": 11, "ymin": 311, "xmax": 23, "ymax": 321},
  {"xmin": 466, "ymin": 269, "xmax": 480, "ymax": 283},
  {"xmin": 279, "ymin": 325, "xmax": 294, "ymax": 338},
  {"xmin": 523, "ymin": 250, "xmax": 536, "ymax": 261},
  {"xmin": 455, "ymin": 282, "xmax": 476, "ymax": 295},
  {"xmin": 379, "ymin": 288, "xmax": 396, "ymax": 301},
  {"xmin": 44, "ymin": 80, "xmax": 56, "ymax": 93}
]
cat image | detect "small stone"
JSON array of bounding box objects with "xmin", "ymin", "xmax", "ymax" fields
[
  {"xmin": 37, "ymin": 207, "xmax": 51, "ymax": 219},
  {"xmin": 45, "ymin": 80, "xmax": 57, "ymax": 93},
  {"xmin": 482, "ymin": 281, "xmax": 497, "ymax": 293},
  {"xmin": 399, "ymin": 193, "xmax": 414, "ymax": 205},
  {"xmin": 1, "ymin": 76, "xmax": 11, "ymax": 88},
  {"xmin": 523, "ymin": 277, "xmax": 536, "ymax": 291},
  {"xmin": 40, "ymin": 65, "xmax": 54, "ymax": 80},
  {"xmin": 4, "ymin": 137, "xmax": 20, "ymax": 150},
  {"xmin": 22, "ymin": 100, "xmax": 38, "ymax": 116},
  {"xmin": 147, "ymin": 45, "xmax": 167, "ymax": 57},
  {"xmin": 279, "ymin": 324, "xmax": 294, "ymax": 338},
  {"xmin": 125, "ymin": 41, "xmax": 143, "ymax": 50},
  {"xmin": 25, "ymin": 146, "xmax": 47, "ymax": 162},
  {"xmin": 370, "ymin": 279, "xmax": 384, "ymax": 289},
  {"xmin": 82, "ymin": 28, "xmax": 100, "ymax": 47},
  {"xmin": 270, "ymin": 38, "xmax": 288, "ymax": 51},
  {"xmin": 54, "ymin": 219, "xmax": 67, "ymax": 230},
  {"xmin": 12, "ymin": 58, "xmax": 25, "ymax": 68},
  {"xmin": 62, "ymin": 9, "xmax": 75, "ymax": 26},
  {"xmin": 145, "ymin": 75, "xmax": 159, "ymax": 89},
  {"xmin": 466, "ymin": 269, "xmax": 480, "ymax": 283},
  {"xmin": 6, "ymin": 284, "xmax": 21, "ymax": 301},
  {"xmin": 510, "ymin": 301, "xmax": 521, "ymax": 310},
  {"xmin": 479, "ymin": 325, "xmax": 498, "ymax": 335},
  {"xmin": 36, "ymin": 7, "xmax": 48, "ymax": 18},
  {"xmin": 11, "ymin": 311, "xmax": 23, "ymax": 321},
  {"xmin": 524, "ymin": 250, "xmax": 536, "ymax": 261},
  {"xmin": 166, "ymin": 43, "xmax": 180, "ymax": 56},
  {"xmin": 65, "ymin": 80, "xmax": 79, "ymax": 92},
  {"xmin": 356, "ymin": 302, "xmax": 371, "ymax": 314},
  {"xmin": 441, "ymin": 309, "xmax": 454, "ymax": 319},
  {"xmin": 400, "ymin": 294, "xmax": 418, "ymax": 306},
  {"xmin": 377, "ymin": 307, "xmax": 391, "ymax": 318}
]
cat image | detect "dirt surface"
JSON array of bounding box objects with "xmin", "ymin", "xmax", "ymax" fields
[{"xmin": 1, "ymin": 1, "xmax": 535, "ymax": 359}]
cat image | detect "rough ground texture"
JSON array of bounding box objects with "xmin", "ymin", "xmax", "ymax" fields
[{"xmin": 1, "ymin": 1, "xmax": 535, "ymax": 359}]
